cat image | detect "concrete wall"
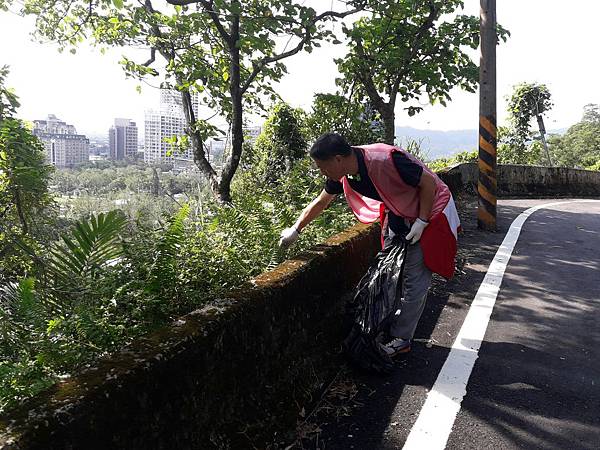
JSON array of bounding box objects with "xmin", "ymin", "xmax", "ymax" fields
[
  {"xmin": 0, "ymin": 224, "xmax": 380, "ymax": 450},
  {"xmin": 438, "ymin": 163, "xmax": 600, "ymax": 197}
]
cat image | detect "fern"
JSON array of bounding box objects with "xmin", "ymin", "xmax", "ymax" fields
[
  {"xmin": 11, "ymin": 211, "xmax": 127, "ymax": 316},
  {"xmin": 50, "ymin": 210, "xmax": 126, "ymax": 280},
  {"xmin": 0, "ymin": 278, "xmax": 38, "ymax": 355},
  {"xmin": 146, "ymin": 204, "xmax": 190, "ymax": 296},
  {"xmin": 216, "ymin": 204, "xmax": 250, "ymax": 235}
]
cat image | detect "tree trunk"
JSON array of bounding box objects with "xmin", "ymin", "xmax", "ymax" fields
[
  {"xmin": 151, "ymin": 167, "xmax": 160, "ymax": 196},
  {"xmin": 381, "ymin": 106, "xmax": 396, "ymax": 145},
  {"xmin": 179, "ymin": 87, "xmax": 222, "ymax": 201},
  {"xmin": 536, "ymin": 114, "xmax": 553, "ymax": 166},
  {"xmin": 218, "ymin": 12, "xmax": 243, "ymax": 204}
]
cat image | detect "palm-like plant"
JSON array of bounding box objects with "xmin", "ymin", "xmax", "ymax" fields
[
  {"xmin": 0, "ymin": 278, "xmax": 38, "ymax": 356},
  {"xmin": 44, "ymin": 210, "xmax": 127, "ymax": 303},
  {"xmin": 146, "ymin": 203, "xmax": 189, "ymax": 296}
]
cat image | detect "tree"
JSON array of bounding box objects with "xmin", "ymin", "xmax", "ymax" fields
[
  {"xmin": 251, "ymin": 102, "xmax": 307, "ymax": 185},
  {"xmin": 9, "ymin": 0, "xmax": 363, "ymax": 203},
  {"xmin": 497, "ymin": 125, "xmax": 541, "ymax": 165},
  {"xmin": 548, "ymin": 103, "xmax": 600, "ymax": 169},
  {"xmin": 306, "ymin": 92, "xmax": 386, "ymax": 145},
  {"xmin": 335, "ymin": 0, "xmax": 509, "ymax": 144},
  {"xmin": 0, "ymin": 66, "xmax": 54, "ymax": 263},
  {"xmin": 506, "ymin": 82, "xmax": 553, "ymax": 165},
  {"xmin": 582, "ymin": 103, "xmax": 600, "ymax": 124}
]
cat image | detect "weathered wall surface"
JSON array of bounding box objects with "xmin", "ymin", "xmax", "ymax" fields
[
  {"xmin": 0, "ymin": 225, "xmax": 380, "ymax": 450},
  {"xmin": 438, "ymin": 163, "xmax": 600, "ymax": 197}
]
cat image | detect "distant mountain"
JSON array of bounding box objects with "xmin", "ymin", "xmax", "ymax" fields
[
  {"xmin": 395, "ymin": 126, "xmax": 478, "ymax": 159},
  {"xmin": 395, "ymin": 126, "xmax": 568, "ymax": 160}
]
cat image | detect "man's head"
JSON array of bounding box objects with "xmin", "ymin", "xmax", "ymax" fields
[{"xmin": 309, "ymin": 132, "xmax": 355, "ymax": 181}]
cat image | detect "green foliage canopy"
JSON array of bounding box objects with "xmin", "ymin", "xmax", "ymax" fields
[
  {"xmin": 502, "ymin": 82, "xmax": 553, "ymax": 165},
  {"xmin": 336, "ymin": 0, "xmax": 509, "ymax": 144},
  {"xmin": 0, "ymin": 99, "xmax": 358, "ymax": 412},
  {"xmin": 250, "ymin": 102, "xmax": 307, "ymax": 184},
  {"xmin": 507, "ymin": 82, "xmax": 553, "ymax": 135},
  {"xmin": 0, "ymin": 67, "xmax": 54, "ymax": 281},
  {"xmin": 548, "ymin": 103, "xmax": 600, "ymax": 169},
  {"xmin": 9, "ymin": 0, "xmax": 362, "ymax": 202},
  {"xmin": 306, "ymin": 93, "xmax": 386, "ymax": 145},
  {"xmin": 497, "ymin": 125, "xmax": 542, "ymax": 165}
]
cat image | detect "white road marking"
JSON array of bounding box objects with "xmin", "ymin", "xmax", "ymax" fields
[{"xmin": 402, "ymin": 200, "xmax": 600, "ymax": 450}]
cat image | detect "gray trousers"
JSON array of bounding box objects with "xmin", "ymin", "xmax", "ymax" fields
[{"xmin": 383, "ymin": 225, "xmax": 433, "ymax": 340}]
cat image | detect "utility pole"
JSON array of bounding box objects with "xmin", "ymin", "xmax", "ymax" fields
[{"xmin": 478, "ymin": 0, "xmax": 497, "ymax": 231}]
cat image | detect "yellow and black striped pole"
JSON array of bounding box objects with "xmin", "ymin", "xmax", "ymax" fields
[{"xmin": 478, "ymin": 0, "xmax": 497, "ymax": 231}]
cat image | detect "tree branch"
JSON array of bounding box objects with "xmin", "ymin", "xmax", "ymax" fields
[
  {"xmin": 353, "ymin": 37, "xmax": 385, "ymax": 111},
  {"xmin": 0, "ymin": 203, "xmax": 11, "ymax": 222},
  {"xmin": 200, "ymin": 0, "xmax": 232, "ymax": 45},
  {"xmin": 144, "ymin": 0, "xmax": 220, "ymax": 194},
  {"xmin": 165, "ymin": 0, "xmax": 199, "ymax": 5},
  {"xmin": 67, "ymin": 0, "xmax": 95, "ymax": 41},
  {"xmin": 142, "ymin": 47, "xmax": 156, "ymax": 66},
  {"xmin": 391, "ymin": 0, "xmax": 437, "ymax": 98},
  {"xmin": 240, "ymin": 6, "xmax": 361, "ymax": 94},
  {"xmin": 179, "ymin": 81, "xmax": 220, "ymax": 193},
  {"xmin": 164, "ymin": 0, "xmax": 231, "ymax": 44},
  {"xmin": 13, "ymin": 191, "xmax": 28, "ymax": 235}
]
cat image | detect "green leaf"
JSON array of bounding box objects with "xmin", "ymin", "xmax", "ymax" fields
[
  {"xmin": 112, "ymin": 0, "xmax": 123, "ymax": 9},
  {"xmin": 47, "ymin": 210, "xmax": 126, "ymax": 292}
]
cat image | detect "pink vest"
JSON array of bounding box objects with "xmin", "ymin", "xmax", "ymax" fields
[{"xmin": 341, "ymin": 143, "xmax": 451, "ymax": 223}]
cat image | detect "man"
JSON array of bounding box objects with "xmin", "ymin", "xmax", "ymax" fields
[{"xmin": 279, "ymin": 132, "xmax": 460, "ymax": 357}]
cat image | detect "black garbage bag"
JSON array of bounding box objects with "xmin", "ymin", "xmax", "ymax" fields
[{"xmin": 343, "ymin": 237, "xmax": 407, "ymax": 374}]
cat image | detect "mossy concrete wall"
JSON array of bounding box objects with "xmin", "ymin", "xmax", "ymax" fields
[
  {"xmin": 0, "ymin": 224, "xmax": 380, "ymax": 450},
  {"xmin": 438, "ymin": 163, "xmax": 600, "ymax": 197}
]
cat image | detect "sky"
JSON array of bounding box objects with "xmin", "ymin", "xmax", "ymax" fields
[{"xmin": 0, "ymin": 1, "xmax": 598, "ymax": 139}]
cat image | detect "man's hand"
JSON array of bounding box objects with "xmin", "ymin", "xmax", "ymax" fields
[
  {"xmin": 405, "ymin": 218, "xmax": 428, "ymax": 244},
  {"xmin": 279, "ymin": 227, "xmax": 299, "ymax": 248}
]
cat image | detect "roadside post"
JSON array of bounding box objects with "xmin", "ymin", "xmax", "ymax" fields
[{"xmin": 478, "ymin": 0, "xmax": 497, "ymax": 231}]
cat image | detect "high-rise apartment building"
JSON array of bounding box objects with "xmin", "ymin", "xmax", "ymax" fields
[
  {"xmin": 33, "ymin": 114, "xmax": 89, "ymax": 168},
  {"xmin": 109, "ymin": 118, "xmax": 138, "ymax": 160},
  {"xmin": 144, "ymin": 90, "xmax": 199, "ymax": 164}
]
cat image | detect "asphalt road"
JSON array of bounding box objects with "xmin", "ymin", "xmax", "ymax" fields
[{"xmin": 293, "ymin": 199, "xmax": 600, "ymax": 450}]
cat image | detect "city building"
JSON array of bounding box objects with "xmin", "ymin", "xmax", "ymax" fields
[
  {"xmin": 88, "ymin": 139, "xmax": 109, "ymax": 158},
  {"xmin": 143, "ymin": 91, "xmax": 262, "ymax": 169},
  {"xmin": 108, "ymin": 118, "xmax": 138, "ymax": 160},
  {"xmin": 206, "ymin": 139, "xmax": 226, "ymax": 166},
  {"xmin": 33, "ymin": 114, "xmax": 89, "ymax": 168},
  {"xmin": 144, "ymin": 90, "xmax": 199, "ymax": 165}
]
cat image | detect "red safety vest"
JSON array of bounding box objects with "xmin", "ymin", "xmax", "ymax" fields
[{"xmin": 341, "ymin": 143, "xmax": 461, "ymax": 280}]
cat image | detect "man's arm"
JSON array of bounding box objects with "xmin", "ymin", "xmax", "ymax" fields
[
  {"xmin": 406, "ymin": 170, "xmax": 437, "ymax": 244},
  {"xmin": 417, "ymin": 170, "xmax": 436, "ymax": 221},
  {"xmin": 279, "ymin": 189, "xmax": 337, "ymax": 247},
  {"xmin": 294, "ymin": 189, "xmax": 337, "ymax": 231}
]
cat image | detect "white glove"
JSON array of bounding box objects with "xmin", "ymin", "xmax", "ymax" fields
[
  {"xmin": 279, "ymin": 226, "xmax": 299, "ymax": 248},
  {"xmin": 405, "ymin": 218, "xmax": 428, "ymax": 244}
]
